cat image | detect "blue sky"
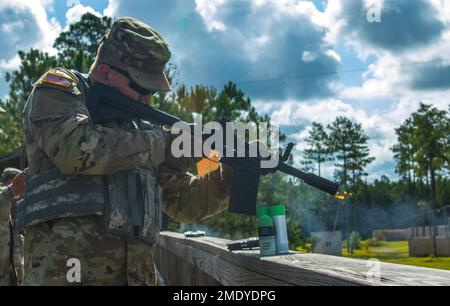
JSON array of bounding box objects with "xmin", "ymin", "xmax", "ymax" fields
[{"xmin": 0, "ymin": 0, "xmax": 449, "ymax": 182}]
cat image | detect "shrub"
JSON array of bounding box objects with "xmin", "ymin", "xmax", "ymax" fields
[
  {"xmin": 364, "ymin": 237, "xmax": 383, "ymax": 251},
  {"xmin": 348, "ymin": 231, "xmax": 361, "ymax": 254}
]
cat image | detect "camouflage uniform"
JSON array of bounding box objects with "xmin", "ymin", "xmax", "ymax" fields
[
  {"xmin": 0, "ymin": 168, "xmax": 25, "ymax": 286},
  {"xmin": 0, "ymin": 107, "xmax": 10, "ymax": 285},
  {"xmin": 0, "ymin": 185, "xmax": 13, "ymax": 285},
  {"xmin": 0, "ymin": 111, "xmax": 11, "ymax": 224},
  {"xmin": 19, "ymin": 17, "xmax": 232, "ymax": 286},
  {"xmin": 0, "ymin": 186, "xmax": 13, "ymax": 221},
  {"xmin": 0, "ymin": 107, "xmax": 22, "ymax": 286}
]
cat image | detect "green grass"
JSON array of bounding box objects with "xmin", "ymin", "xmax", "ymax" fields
[
  {"xmin": 295, "ymin": 244, "xmax": 312, "ymax": 253},
  {"xmin": 342, "ymin": 240, "xmax": 450, "ymax": 271}
]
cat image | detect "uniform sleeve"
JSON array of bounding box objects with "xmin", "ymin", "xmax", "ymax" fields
[
  {"xmin": 24, "ymin": 86, "xmax": 166, "ymax": 175},
  {"xmin": 157, "ymin": 132, "xmax": 233, "ymax": 224},
  {"xmin": 0, "ymin": 186, "xmax": 13, "ymax": 222}
]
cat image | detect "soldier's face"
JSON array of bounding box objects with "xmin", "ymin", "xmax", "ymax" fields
[
  {"xmin": 110, "ymin": 70, "xmax": 153, "ymax": 103},
  {"xmin": 96, "ymin": 64, "xmax": 153, "ymax": 104}
]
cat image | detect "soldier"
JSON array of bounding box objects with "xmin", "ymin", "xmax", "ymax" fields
[
  {"xmin": 0, "ymin": 170, "xmax": 20, "ymax": 223},
  {"xmin": 1, "ymin": 106, "xmax": 26, "ymax": 286},
  {"xmin": 0, "ymin": 168, "xmax": 25, "ymax": 286},
  {"xmin": 18, "ymin": 17, "xmax": 233, "ymax": 285}
]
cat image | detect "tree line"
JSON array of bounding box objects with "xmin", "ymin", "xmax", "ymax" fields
[{"xmin": 299, "ymin": 104, "xmax": 449, "ymax": 249}]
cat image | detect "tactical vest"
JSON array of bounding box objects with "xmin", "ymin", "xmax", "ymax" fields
[
  {"xmin": 15, "ymin": 70, "xmax": 162, "ymax": 245},
  {"xmin": 15, "ymin": 167, "xmax": 162, "ymax": 244}
]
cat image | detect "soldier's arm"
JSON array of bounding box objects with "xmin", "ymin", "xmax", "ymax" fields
[
  {"xmin": 0, "ymin": 186, "xmax": 13, "ymax": 221},
  {"xmin": 25, "ymin": 87, "xmax": 165, "ymax": 175},
  {"xmin": 157, "ymin": 138, "xmax": 233, "ymax": 224}
]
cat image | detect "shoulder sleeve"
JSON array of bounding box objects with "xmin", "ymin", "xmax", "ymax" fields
[
  {"xmin": 32, "ymin": 68, "xmax": 82, "ymax": 95},
  {"xmin": 23, "ymin": 71, "xmax": 166, "ymax": 175}
]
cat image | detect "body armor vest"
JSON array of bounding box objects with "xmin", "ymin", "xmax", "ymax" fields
[{"xmin": 15, "ymin": 70, "xmax": 162, "ymax": 244}]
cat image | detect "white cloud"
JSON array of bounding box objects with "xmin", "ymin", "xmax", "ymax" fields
[
  {"xmin": 325, "ymin": 50, "xmax": 341, "ymax": 63},
  {"xmin": 325, "ymin": 0, "xmax": 446, "ymax": 57},
  {"xmin": 270, "ymin": 99, "xmax": 367, "ymax": 126},
  {"xmin": 40, "ymin": 0, "xmax": 54, "ymax": 14},
  {"xmin": 264, "ymin": 97, "xmax": 411, "ymax": 180},
  {"xmin": 302, "ymin": 51, "xmax": 317, "ymax": 62},
  {"xmin": 430, "ymin": 0, "xmax": 450, "ymax": 24},
  {"xmin": 0, "ymin": 0, "xmax": 61, "ymax": 75},
  {"xmin": 326, "ymin": 0, "xmax": 450, "ymax": 102},
  {"xmin": 103, "ymin": 0, "xmax": 342, "ymax": 100},
  {"xmin": 0, "ymin": 55, "xmax": 21, "ymax": 71},
  {"xmin": 103, "ymin": 0, "xmax": 118, "ymax": 17},
  {"xmin": 195, "ymin": 0, "xmax": 227, "ymax": 32},
  {"xmin": 65, "ymin": 4, "xmax": 101, "ymax": 26},
  {"xmin": 339, "ymin": 55, "xmax": 405, "ymax": 100},
  {"xmin": 339, "ymin": 53, "xmax": 450, "ymax": 107}
]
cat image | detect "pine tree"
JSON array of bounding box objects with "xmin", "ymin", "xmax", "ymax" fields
[
  {"xmin": 392, "ymin": 118, "xmax": 415, "ymax": 192},
  {"xmin": 54, "ymin": 12, "xmax": 112, "ymax": 72},
  {"xmin": 302, "ymin": 122, "xmax": 332, "ymax": 176},
  {"xmin": 327, "ymin": 116, "xmax": 374, "ymax": 186},
  {"xmin": 410, "ymin": 103, "xmax": 448, "ymax": 206}
]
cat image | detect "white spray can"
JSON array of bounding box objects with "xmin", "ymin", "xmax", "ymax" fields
[{"xmin": 269, "ymin": 205, "xmax": 289, "ymax": 254}]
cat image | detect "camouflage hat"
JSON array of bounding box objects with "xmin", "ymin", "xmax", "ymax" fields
[
  {"xmin": 0, "ymin": 167, "xmax": 21, "ymax": 185},
  {"xmin": 102, "ymin": 16, "xmax": 172, "ymax": 92}
]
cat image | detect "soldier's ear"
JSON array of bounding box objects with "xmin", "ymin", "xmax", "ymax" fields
[{"xmin": 97, "ymin": 64, "xmax": 111, "ymax": 84}]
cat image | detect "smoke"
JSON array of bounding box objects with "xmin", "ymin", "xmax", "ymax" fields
[
  {"xmin": 283, "ymin": 180, "xmax": 435, "ymax": 240},
  {"xmin": 354, "ymin": 201, "xmax": 423, "ymax": 238},
  {"xmin": 177, "ymin": 178, "xmax": 447, "ymax": 243}
]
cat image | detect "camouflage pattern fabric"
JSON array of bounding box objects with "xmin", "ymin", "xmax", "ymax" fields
[
  {"xmin": 23, "ymin": 69, "xmax": 165, "ymax": 176},
  {"xmin": 101, "ymin": 16, "xmax": 172, "ymax": 91},
  {"xmin": 0, "ymin": 168, "xmax": 25, "ymax": 286},
  {"xmin": 158, "ymin": 143, "xmax": 232, "ymax": 224},
  {"xmin": 21, "ymin": 67, "xmax": 232, "ymax": 285},
  {"xmin": 0, "ymin": 185, "xmax": 13, "ymax": 286},
  {"xmin": 0, "ymin": 186, "xmax": 12, "ymax": 222},
  {"xmin": 0, "ymin": 220, "xmax": 11, "ymax": 285},
  {"xmin": 0, "ymin": 185, "xmax": 23, "ymax": 286},
  {"xmin": 11, "ymin": 224, "xmax": 24, "ymax": 285},
  {"xmin": 22, "ymin": 216, "xmax": 156, "ymax": 285}
]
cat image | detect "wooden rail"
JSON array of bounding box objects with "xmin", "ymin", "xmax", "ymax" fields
[{"xmin": 155, "ymin": 231, "xmax": 450, "ymax": 286}]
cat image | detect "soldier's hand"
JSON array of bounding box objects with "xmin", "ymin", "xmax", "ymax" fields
[{"xmin": 10, "ymin": 171, "xmax": 25, "ymax": 198}]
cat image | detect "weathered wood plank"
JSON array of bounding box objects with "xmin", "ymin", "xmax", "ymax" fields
[
  {"xmin": 157, "ymin": 231, "xmax": 450, "ymax": 286},
  {"xmin": 158, "ymin": 232, "xmax": 359, "ymax": 286},
  {"xmin": 196, "ymin": 269, "xmax": 222, "ymax": 286},
  {"xmin": 158, "ymin": 233, "xmax": 290, "ymax": 286},
  {"xmin": 154, "ymin": 246, "xmax": 168, "ymax": 284},
  {"xmin": 179, "ymin": 256, "xmax": 194, "ymax": 285}
]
